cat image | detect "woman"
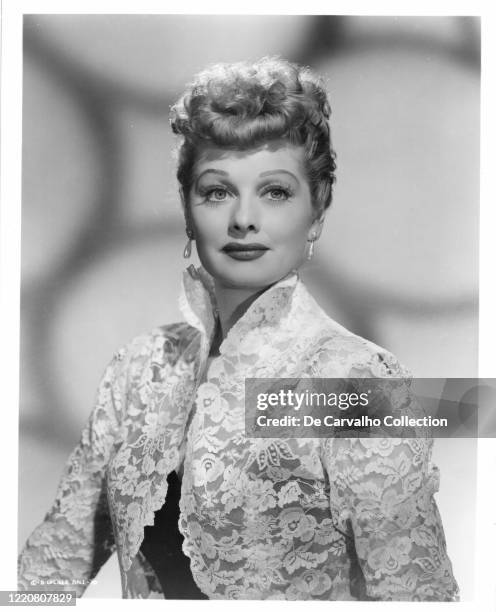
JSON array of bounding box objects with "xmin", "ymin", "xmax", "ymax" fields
[{"xmin": 18, "ymin": 57, "xmax": 459, "ymax": 601}]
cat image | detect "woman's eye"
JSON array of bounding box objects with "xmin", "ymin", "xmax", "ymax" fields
[
  {"xmin": 263, "ymin": 187, "xmax": 292, "ymax": 201},
  {"xmin": 269, "ymin": 189, "xmax": 287, "ymax": 200},
  {"xmin": 204, "ymin": 187, "xmax": 229, "ymax": 202}
]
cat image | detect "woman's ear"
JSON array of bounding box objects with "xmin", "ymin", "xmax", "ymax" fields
[
  {"xmin": 180, "ymin": 188, "xmax": 194, "ymax": 233},
  {"xmin": 179, "ymin": 187, "xmax": 186, "ymax": 209},
  {"xmin": 308, "ymin": 212, "xmax": 326, "ymax": 241}
]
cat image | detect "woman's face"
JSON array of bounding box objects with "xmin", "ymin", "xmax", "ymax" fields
[{"xmin": 184, "ymin": 141, "xmax": 324, "ymax": 290}]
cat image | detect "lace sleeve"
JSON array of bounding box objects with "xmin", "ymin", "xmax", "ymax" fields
[
  {"xmin": 322, "ymin": 436, "xmax": 459, "ymax": 601},
  {"xmin": 320, "ymin": 350, "xmax": 460, "ymax": 601},
  {"xmin": 17, "ymin": 346, "xmax": 130, "ymax": 597}
]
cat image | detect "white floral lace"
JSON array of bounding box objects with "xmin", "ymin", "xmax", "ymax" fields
[{"xmin": 18, "ymin": 265, "xmax": 459, "ymax": 600}]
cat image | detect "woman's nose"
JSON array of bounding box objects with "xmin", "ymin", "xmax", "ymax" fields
[{"xmin": 229, "ymin": 195, "xmax": 260, "ymax": 234}]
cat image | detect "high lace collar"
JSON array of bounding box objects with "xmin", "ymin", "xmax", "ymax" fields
[{"xmin": 178, "ymin": 264, "xmax": 300, "ymax": 354}]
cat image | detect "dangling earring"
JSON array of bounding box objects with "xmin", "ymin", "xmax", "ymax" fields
[
  {"xmin": 307, "ymin": 233, "xmax": 317, "ymax": 261},
  {"xmin": 183, "ymin": 228, "xmax": 194, "ymax": 259}
]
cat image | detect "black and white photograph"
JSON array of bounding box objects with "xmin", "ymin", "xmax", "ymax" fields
[{"xmin": 0, "ymin": 5, "xmax": 492, "ymax": 605}]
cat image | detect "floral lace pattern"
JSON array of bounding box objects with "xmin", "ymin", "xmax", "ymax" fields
[
  {"xmin": 18, "ymin": 265, "xmax": 459, "ymax": 600},
  {"xmin": 17, "ymin": 345, "xmax": 129, "ymax": 596}
]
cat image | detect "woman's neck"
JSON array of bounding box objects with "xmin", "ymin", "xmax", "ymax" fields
[{"xmin": 213, "ymin": 282, "xmax": 268, "ymax": 346}]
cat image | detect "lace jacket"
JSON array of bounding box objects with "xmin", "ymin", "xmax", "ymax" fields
[{"xmin": 18, "ymin": 265, "xmax": 459, "ymax": 600}]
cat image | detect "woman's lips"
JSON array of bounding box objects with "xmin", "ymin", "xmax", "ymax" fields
[
  {"xmin": 222, "ymin": 243, "xmax": 269, "ymax": 261},
  {"xmin": 224, "ymin": 249, "xmax": 267, "ymax": 261}
]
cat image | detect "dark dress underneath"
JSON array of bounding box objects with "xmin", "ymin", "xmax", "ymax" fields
[{"xmin": 140, "ymin": 470, "xmax": 208, "ymax": 599}]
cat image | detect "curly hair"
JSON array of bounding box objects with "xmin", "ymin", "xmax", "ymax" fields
[{"xmin": 169, "ymin": 57, "xmax": 337, "ymax": 216}]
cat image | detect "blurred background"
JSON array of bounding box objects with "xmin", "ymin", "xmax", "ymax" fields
[{"xmin": 19, "ymin": 15, "xmax": 479, "ymax": 598}]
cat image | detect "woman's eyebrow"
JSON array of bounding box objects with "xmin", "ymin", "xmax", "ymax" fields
[
  {"xmin": 259, "ymin": 169, "xmax": 299, "ymax": 183},
  {"xmin": 195, "ymin": 169, "xmax": 229, "ymax": 182}
]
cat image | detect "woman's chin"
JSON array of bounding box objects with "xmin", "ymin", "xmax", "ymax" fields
[
  {"xmin": 215, "ymin": 273, "xmax": 273, "ymax": 291},
  {"xmin": 204, "ymin": 266, "xmax": 277, "ymax": 291}
]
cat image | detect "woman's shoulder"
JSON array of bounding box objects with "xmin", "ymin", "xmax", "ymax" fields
[
  {"xmin": 108, "ymin": 321, "xmax": 200, "ymax": 373},
  {"xmin": 307, "ymin": 312, "xmax": 411, "ymax": 378},
  {"xmin": 298, "ymin": 283, "xmax": 410, "ymax": 377},
  {"xmin": 128, "ymin": 321, "xmax": 198, "ymax": 348}
]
